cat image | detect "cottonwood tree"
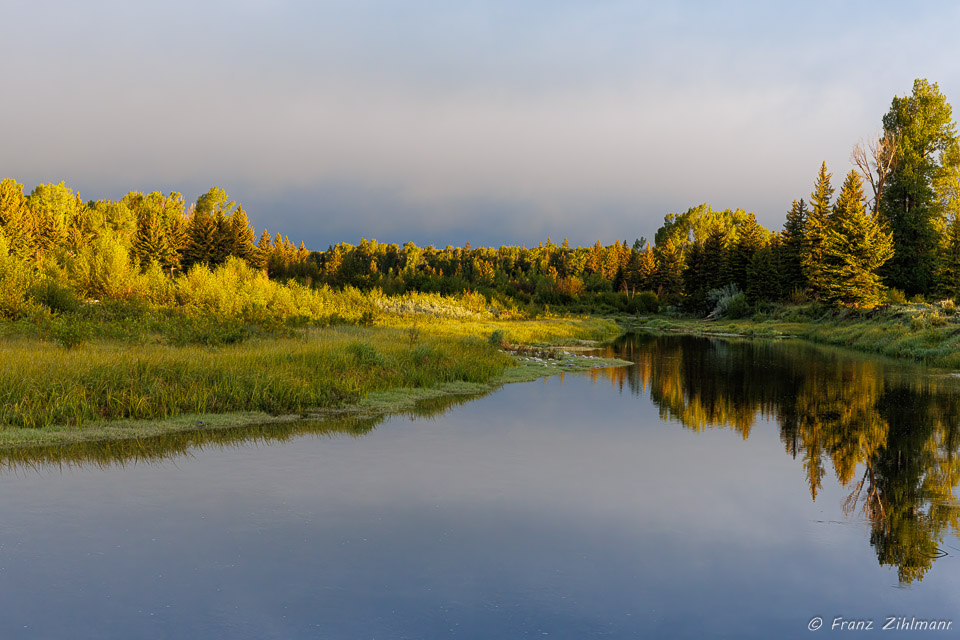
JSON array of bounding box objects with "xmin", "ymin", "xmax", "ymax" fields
[{"xmin": 880, "ymin": 78, "xmax": 960, "ymax": 296}]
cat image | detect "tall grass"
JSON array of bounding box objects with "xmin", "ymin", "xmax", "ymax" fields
[
  {"xmin": 635, "ymin": 302, "xmax": 960, "ymax": 369},
  {"xmin": 0, "ymin": 327, "xmax": 514, "ymax": 429}
]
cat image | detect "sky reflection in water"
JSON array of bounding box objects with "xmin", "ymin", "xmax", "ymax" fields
[{"xmin": 0, "ymin": 334, "xmax": 958, "ymax": 638}]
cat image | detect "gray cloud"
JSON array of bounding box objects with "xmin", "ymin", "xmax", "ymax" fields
[{"xmin": 5, "ymin": 1, "xmax": 960, "ymax": 247}]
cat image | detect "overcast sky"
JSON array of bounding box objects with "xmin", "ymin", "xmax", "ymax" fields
[{"xmin": 4, "ymin": 0, "xmax": 960, "ymax": 249}]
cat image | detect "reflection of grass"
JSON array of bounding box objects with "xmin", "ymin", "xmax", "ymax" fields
[
  {"xmin": 0, "ymin": 414, "xmax": 388, "ymax": 471},
  {"xmin": 625, "ymin": 304, "xmax": 960, "ymax": 369},
  {"xmin": 0, "ymin": 317, "xmax": 624, "ymax": 448}
]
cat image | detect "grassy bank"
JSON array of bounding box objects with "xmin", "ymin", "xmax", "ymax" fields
[
  {"xmin": 0, "ymin": 315, "xmax": 626, "ymax": 448},
  {"xmin": 625, "ymin": 302, "xmax": 960, "ymax": 369}
]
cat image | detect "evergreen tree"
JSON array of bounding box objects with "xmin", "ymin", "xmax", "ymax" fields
[
  {"xmin": 228, "ymin": 205, "xmax": 257, "ymax": 263},
  {"xmin": 682, "ymin": 241, "xmax": 707, "ymax": 312},
  {"xmin": 940, "ymin": 213, "xmax": 960, "ymax": 299},
  {"xmin": 181, "ymin": 206, "xmax": 217, "ymax": 269},
  {"xmin": 209, "ymin": 209, "xmax": 233, "ymax": 266},
  {"xmin": 821, "ymin": 171, "xmax": 894, "ymax": 306},
  {"xmin": 133, "ymin": 213, "xmax": 177, "ymax": 272},
  {"xmin": 729, "ymin": 213, "xmax": 766, "ymax": 290},
  {"xmin": 746, "ymin": 243, "xmax": 780, "ymax": 303},
  {"xmin": 880, "ymin": 78, "xmax": 960, "ymax": 296},
  {"xmin": 781, "ymin": 198, "xmax": 808, "ymax": 293},
  {"xmin": 251, "ymin": 228, "xmax": 272, "ymax": 272},
  {"xmin": 804, "ymin": 163, "xmax": 835, "ymax": 298},
  {"xmin": 653, "ymin": 240, "xmax": 684, "ymax": 301},
  {"xmin": 700, "ymin": 221, "xmax": 729, "ymax": 292}
]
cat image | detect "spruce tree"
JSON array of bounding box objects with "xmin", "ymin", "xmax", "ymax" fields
[
  {"xmin": 251, "ymin": 229, "xmax": 272, "ymax": 272},
  {"xmin": 181, "ymin": 207, "xmax": 217, "ymax": 269},
  {"xmin": 746, "ymin": 243, "xmax": 780, "ymax": 303},
  {"xmin": 653, "ymin": 240, "xmax": 684, "ymax": 301},
  {"xmin": 940, "ymin": 213, "xmax": 960, "ymax": 299},
  {"xmin": 229, "ymin": 205, "xmax": 257, "ymax": 263},
  {"xmin": 803, "ymin": 163, "xmax": 834, "ymax": 298},
  {"xmin": 729, "ymin": 213, "xmax": 765, "ymax": 291},
  {"xmin": 821, "ymin": 171, "xmax": 894, "ymax": 306},
  {"xmin": 682, "ymin": 241, "xmax": 706, "ymax": 312},
  {"xmin": 210, "ymin": 209, "xmax": 233, "ymax": 266},
  {"xmin": 781, "ymin": 198, "xmax": 808, "ymax": 294},
  {"xmin": 133, "ymin": 213, "xmax": 177, "ymax": 272},
  {"xmin": 700, "ymin": 221, "xmax": 729, "ymax": 292}
]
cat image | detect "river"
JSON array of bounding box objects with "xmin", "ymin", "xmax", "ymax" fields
[{"xmin": 0, "ymin": 333, "xmax": 958, "ymax": 638}]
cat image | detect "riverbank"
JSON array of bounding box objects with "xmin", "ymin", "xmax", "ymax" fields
[
  {"xmin": 621, "ymin": 302, "xmax": 960, "ymax": 369},
  {"xmin": 0, "ymin": 316, "xmax": 629, "ymax": 448}
]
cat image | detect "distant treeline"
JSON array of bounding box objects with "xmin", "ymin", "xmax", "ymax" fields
[{"xmin": 2, "ymin": 77, "xmax": 959, "ymax": 317}]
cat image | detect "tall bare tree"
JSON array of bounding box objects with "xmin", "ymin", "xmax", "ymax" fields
[{"xmin": 852, "ymin": 130, "xmax": 899, "ymax": 214}]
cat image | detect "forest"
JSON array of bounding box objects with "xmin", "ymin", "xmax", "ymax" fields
[{"xmin": 1, "ymin": 78, "xmax": 959, "ymax": 325}]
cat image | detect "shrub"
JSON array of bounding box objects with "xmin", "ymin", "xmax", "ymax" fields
[
  {"xmin": 636, "ymin": 291, "xmax": 659, "ymax": 314},
  {"xmin": 787, "ymin": 288, "xmax": 809, "ymax": 305},
  {"xmin": 885, "ymin": 288, "xmax": 907, "ymax": 304},
  {"xmin": 726, "ymin": 293, "xmax": 751, "ymax": 319},
  {"xmin": 50, "ymin": 317, "xmax": 88, "ymax": 349},
  {"xmin": 707, "ymin": 284, "xmax": 748, "ymax": 319},
  {"xmin": 31, "ymin": 278, "xmax": 81, "ymax": 314},
  {"xmin": 163, "ymin": 313, "xmax": 251, "ymax": 346},
  {"xmin": 488, "ymin": 329, "xmax": 506, "ymax": 347}
]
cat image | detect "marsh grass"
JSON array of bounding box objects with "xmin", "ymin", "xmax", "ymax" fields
[
  {"xmin": 0, "ymin": 325, "xmax": 516, "ymax": 430},
  {"xmin": 0, "ymin": 312, "xmax": 622, "ymax": 437},
  {"xmin": 630, "ymin": 303, "xmax": 960, "ymax": 369}
]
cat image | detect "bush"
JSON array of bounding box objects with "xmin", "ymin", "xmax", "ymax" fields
[
  {"xmin": 635, "ymin": 291, "xmax": 659, "ymax": 314},
  {"xmin": 163, "ymin": 313, "xmax": 251, "ymax": 346},
  {"xmin": 488, "ymin": 329, "xmax": 506, "ymax": 347},
  {"xmin": 50, "ymin": 317, "xmax": 88, "ymax": 349},
  {"xmin": 726, "ymin": 293, "xmax": 751, "ymax": 319},
  {"xmin": 707, "ymin": 284, "xmax": 748, "ymax": 319},
  {"xmin": 885, "ymin": 288, "xmax": 907, "ymax": 304},
  {"xmin": 31, "ymin": 279, "xmax": 81, "ymax": 314}
]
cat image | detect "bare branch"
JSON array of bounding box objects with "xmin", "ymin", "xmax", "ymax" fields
[{"xmin": 852, "ymin": 130, "xmax": 899, "ymax": 215}]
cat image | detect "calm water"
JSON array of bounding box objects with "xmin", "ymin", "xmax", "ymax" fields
[{"xmin": 1, "ymin": 333, "xmax": 959, "ymax": 639}]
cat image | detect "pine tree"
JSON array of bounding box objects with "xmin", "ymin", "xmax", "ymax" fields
[
  {"xmin": 250, "ymin": 228, "xmax": 272, "ymax": 272},
  {"xmin": 682, "ymin": 241, "xmax": 707, "ymax": 312},
  {"xmin": 210, "ymin": 209, "xmax": 233, "ymax": 266},
  {"xmin": 781, "ymin": 198, "xmax": 808, "ymax": 294},
  {"xmin": 940, "ymin": 213, "xmax": 960, "ymax": 299},
  {"xmin": 229, "ymin": 205, "xmax": 257, "ymax": 263},
  {"xmin": 821, "ymin": 171, "xmax": 894, "ymax": 306},
  {"xmin": 181, "ymin": 207, "xmax": 217, "ymax": 269},
  {"xmin": 133, "ymin": 213, "xmax": 177, "ymax": 272},
  {"xmin": 746, "ymin": 242, "xmax": 781, "ymax": 303},
  {"xmin": 636, "ymin": 246, "xmax": 656, "ymax": 291},
  {"xmin": 804, "ymin": 163, "xmax": 834, "ymax": 298},
  {"xmin": 700, "ymin": 221, "xmax": 729, "ymax": 292},
  {"xmin": 729, "ymin": 213, "xmax": 766, "ymax": 290},
  {"xmin": 654, "ymin": 240, "xmax": 684, "ymax": 301}
]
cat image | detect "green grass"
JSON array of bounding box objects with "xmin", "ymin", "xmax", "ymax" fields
[
  {"xmin": 625, "ymin": 302, "xmax": 960, "ymax": 369},
  {"xmin": 0, "ymin": 314, "xmax": 625, "ymax": 448}
]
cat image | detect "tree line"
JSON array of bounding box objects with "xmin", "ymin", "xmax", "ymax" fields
[{"xmin": 1, "ymin": 77, "xmax": 958, "ymax": 314}]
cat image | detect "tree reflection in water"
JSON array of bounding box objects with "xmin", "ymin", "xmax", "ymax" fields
[
  {"xmin": 4, "ymin": 333, "xmax": 959, "ymax": 584},
  {"xmin": 594, "ymin": 332, "xmax": 960, "ymax": 584}
]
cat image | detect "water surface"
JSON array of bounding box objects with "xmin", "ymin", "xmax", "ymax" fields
[{"xmin": 1, "ymin": 333, "xmax": 958, "ymax": 638}]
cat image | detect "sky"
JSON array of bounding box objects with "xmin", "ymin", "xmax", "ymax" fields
[{"xmin": 4, "ymin": 0, "xmax": 960, "ymax": 249}]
